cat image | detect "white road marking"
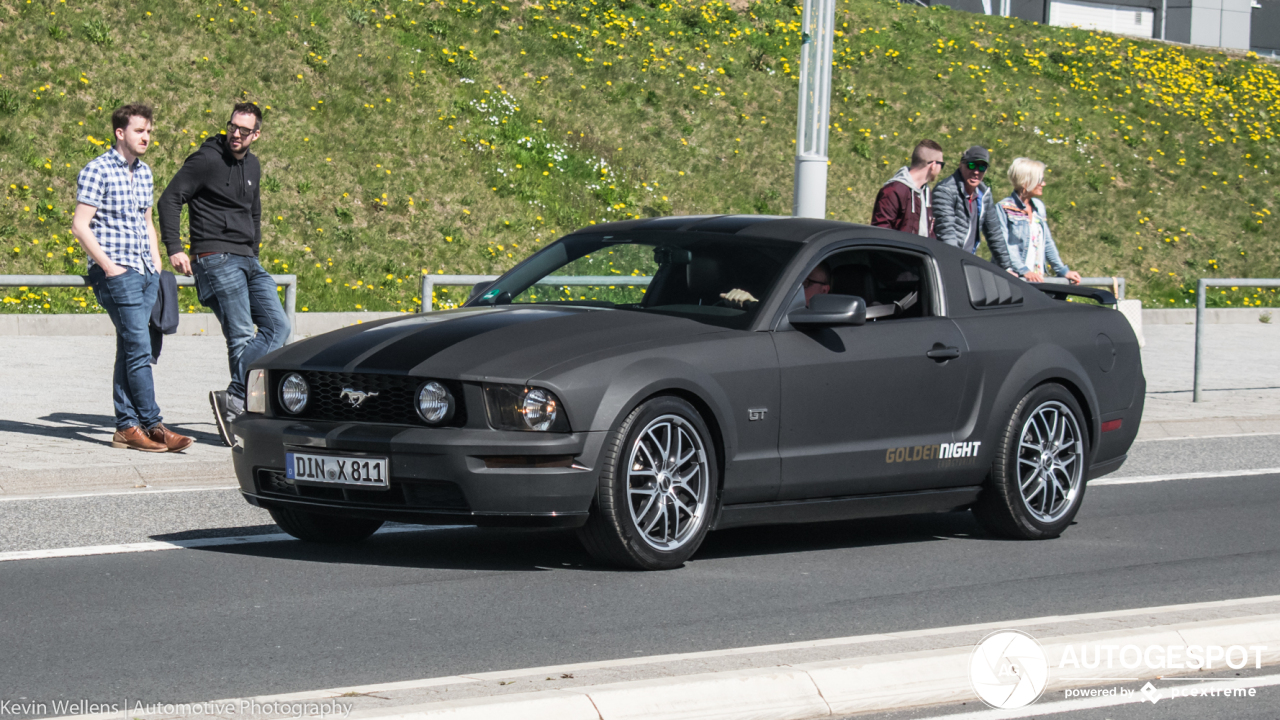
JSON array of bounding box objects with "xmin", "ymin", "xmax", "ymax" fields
[
  {"xmin": 3, "ymin": 467, "xmax": 1276, "ymax": 562},
  {"xmin": 1093, "ymin": 467, "xmax": 1280, "ymax": 486},
  {"xmin": 908, "ymin": 672, "xmax": 1280, "ymax": 719},
  {"xmin": 1135, "ymin": 431, "xmax": 1280, "ymax": 443},
  {"xmin": 0, "ymin": 526, "xmax": 436, "ymax": 564},
  {"xmin": 0, "ymin": 485, "xmax": 239, "ymax": 502}
]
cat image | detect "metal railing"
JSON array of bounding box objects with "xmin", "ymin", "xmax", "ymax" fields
[
  {"xmin": 1040, "ymin": 276, "xmax": 1126, "ymax": 300},
  {"xmin": 1194, "ymin": 278, "xmax": 1280, "ymax": 402},
  {"xmin": 0, "ymin": 273, "xmax": 299, "ymax": 343},
  {"xmin": 420, "ymin": 274, "xmax": 653, "ymax": 312}
]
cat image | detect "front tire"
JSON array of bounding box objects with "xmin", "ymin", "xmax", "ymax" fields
[
  {"xmin": 974, "ymin": 383, "xmax": 1089, "ymax": 539},
  {"xmin": 578, "ymin": 396, "xmax": 719, "ymax": 570},
  {"xmin": 269, "ymin": 506, "xmax": 384, "ymax": 544}
]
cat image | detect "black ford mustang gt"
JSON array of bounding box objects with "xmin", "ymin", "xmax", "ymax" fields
[{"xmin": 231, "ymin": 215, "xmax": 1144, "ymax": 569}]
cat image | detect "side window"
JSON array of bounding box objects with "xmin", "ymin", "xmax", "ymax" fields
[
  {"xmin": 963, "ymin": 263, "xmax": 1024, "ymax": 308},
  {"xmin": 819, "ymin": 247, "xmax": 934, "ymax": 321}
]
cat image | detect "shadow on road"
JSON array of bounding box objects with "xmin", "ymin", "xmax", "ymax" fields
[
  {"xmin": 0, "ymin": 412, "xmax": 222, "ymax": 447},
  {"xmin": 150, "ymin": 525, "xmax": 282, "ymax": 542},
  {"xmin": 178, "ymin": 511, "xmax": 987, "ymax": 572},
  {"xmin": 0, "ymin": 412, "xmax": 117, "ymax": 446}
]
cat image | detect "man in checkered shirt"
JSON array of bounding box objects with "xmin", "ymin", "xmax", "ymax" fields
[{"xmin": 71, "ymin": 104, "xmax": 192, "ymax": 453}]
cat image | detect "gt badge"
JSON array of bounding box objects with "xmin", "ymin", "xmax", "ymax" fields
[
  {"xmin": 341, "ymin": 388, "xmax": 379, "ymax": 408},
  {"xmin": 748, "ymin": 408, "xmax": 768, "ymax": 422}
]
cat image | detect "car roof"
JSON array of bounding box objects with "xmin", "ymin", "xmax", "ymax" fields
[{"xmin": 575, "ymin": 215, "xmax": 933, "ymax": 250}]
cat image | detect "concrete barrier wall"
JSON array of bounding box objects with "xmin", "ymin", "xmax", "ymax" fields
[
  {"xmin": 1141, "ymin": 308, "xmax": 1274, "ymax": 324},
  {"xmin": 0, "ymin": 308, "xmax": 1271, "ymax": 336}
]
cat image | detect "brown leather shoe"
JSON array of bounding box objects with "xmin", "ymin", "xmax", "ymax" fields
[
  {"xmin": 112, "ymin": 426, "xmax": 169, "ymax": 453},
  {"xmin": 147, "ymin": 423, "xmax": 195, "ymax": 453}
]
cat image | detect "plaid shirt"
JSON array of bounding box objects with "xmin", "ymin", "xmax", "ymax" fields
[{"xmin": 76, "ymin": 148, "xmax": 157, "ymax": 273}]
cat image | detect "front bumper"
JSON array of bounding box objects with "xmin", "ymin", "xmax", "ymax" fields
[{"xmin": 229, "ymin": 414, "xmax": 606, "ymax": 527}]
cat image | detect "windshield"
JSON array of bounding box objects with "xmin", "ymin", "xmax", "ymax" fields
[{"xmin": 471, "ymin": 232, "xmax": 800, "ymax": 329}]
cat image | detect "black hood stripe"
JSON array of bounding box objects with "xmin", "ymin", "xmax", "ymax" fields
[
  {"xmin": 299, "ymin": 313, "xmax": 477, "ymax": 370},
  {"xmin": 344, "ymin": 307, "xmax": 580, "ymax": 373}
]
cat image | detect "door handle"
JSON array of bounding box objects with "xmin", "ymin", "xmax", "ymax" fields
[{"xmin": 927, "ymin": 345, "xmax": 961, "ymax": 361}]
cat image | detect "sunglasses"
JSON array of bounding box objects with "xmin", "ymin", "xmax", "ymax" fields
[
  {"xmin": 965, "ymin": 161, "xmax": 989, "ymax": 172},
  {"xmin": 226, "ymin": 122, "xmax": 258, "ymax": 137}
]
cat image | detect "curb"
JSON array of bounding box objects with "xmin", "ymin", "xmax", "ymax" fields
[
  {"xmin": 1135, "ymin": 416, "xmax": 1280, "ymax": 441},
  {"xmin": 344, "ymin": 615, "xmax": 1280, "ymax": 720}
]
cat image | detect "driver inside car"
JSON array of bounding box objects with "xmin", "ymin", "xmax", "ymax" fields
[{"xmin": 719, "ymin": 262, "xmax": 830, "ymax": 308}]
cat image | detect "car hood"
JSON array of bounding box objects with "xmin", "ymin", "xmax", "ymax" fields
[{"xmin": 266, "ymin": 306, "xmax": 725, "ymax": 381}]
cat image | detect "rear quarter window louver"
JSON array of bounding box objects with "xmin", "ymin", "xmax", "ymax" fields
[{"xmin": 964, "ymin": 264, "xmax": 1024, "ymax": 308}]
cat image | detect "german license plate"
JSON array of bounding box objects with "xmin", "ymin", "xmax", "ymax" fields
[{"xmin": 286, "ymin": 452, "xmax": 389, "ymax": 488}]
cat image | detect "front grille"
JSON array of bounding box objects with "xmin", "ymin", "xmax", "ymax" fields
[
  {"xmin": 273, "ymin": 371, "xmax": 464, "ymax": 426},
  {"xmin": 256, "ymin": 469, "xmax": 469, "ymax": 511}
]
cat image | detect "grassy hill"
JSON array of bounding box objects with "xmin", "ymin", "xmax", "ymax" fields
[{"xmin": 2, "ymin": 0, "xmax": 1278, "ymax": 313}]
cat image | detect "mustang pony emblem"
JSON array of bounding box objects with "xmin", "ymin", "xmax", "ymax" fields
[{"xmin": 341, "ymin": 388, "xmax": 379, "ymax": 408}]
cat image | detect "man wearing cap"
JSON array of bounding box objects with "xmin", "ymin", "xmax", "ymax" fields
[{"xmin": 932, "ymin": 146, "xmax": 1013, "ymax": 271}]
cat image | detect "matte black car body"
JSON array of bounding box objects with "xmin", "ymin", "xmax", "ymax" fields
[{"xmin": 231, "ymin": 216, "xmax": 1143, "ymax": 538}]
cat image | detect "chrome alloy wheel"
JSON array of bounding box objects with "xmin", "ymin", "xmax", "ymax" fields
[
  {"xmin": 625, "ymin": 414, "xmax": 711, "ymax": 551},
  {"xmin": 1017, "ymin": 400, "xmax": 1084, "ymax": 524}
]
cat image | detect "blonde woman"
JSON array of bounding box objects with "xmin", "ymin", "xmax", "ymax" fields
[{"xmin": 996, "ymin": 158, "xmax": 1082, "ymax": 285}]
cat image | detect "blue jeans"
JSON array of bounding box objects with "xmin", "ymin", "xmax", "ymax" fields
[
  {"xmin": 194, "ymin": 253, "xmax": 290, "ymax": 401},
  {"xmin": 89, "ymin": 266, "xmax": 162, "ymax": 431}
]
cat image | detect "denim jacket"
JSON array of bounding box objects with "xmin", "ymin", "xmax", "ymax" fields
[{"xmin": 995, "ymin": 194, "xmax": 1069, "ymax": 277}]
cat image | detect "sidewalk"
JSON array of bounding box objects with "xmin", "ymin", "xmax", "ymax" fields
[{"xmin": 0, "ymin": 324, "xmax": 1276, "ymax": 497}]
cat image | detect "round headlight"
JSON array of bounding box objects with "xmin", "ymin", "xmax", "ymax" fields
[
  {"xmin": 522, "ymin": 388, "xmax": 558, "ymax": 431},
  {"xmin": 280, "ymin": 373, "xmax": 309, "ymax": 414},
  {"xmin": 416, "ymin": 381, "xmax": 454, "ymax": 425}
]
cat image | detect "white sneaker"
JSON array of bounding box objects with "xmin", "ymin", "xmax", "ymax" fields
[{"xmin": 210, "ymin": 390, "xmax": 234, "ymax": 448}]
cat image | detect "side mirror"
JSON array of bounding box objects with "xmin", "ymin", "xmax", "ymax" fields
[
  {"xmin": 788, "ymin": 294, "xmax": 866, "ymax": 328},
  {"xmin": 468, "ymin": 282, "xmax": 494, "ymax": 302}
]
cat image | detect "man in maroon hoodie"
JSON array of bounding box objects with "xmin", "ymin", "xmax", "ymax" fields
[{"xmin": 870, "ymin": 140, "xmax": 945, "ymax": 238}]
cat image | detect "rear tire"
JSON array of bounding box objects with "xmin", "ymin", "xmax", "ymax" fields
[
  {"xmin": 578, "ymin": 396, "xmax": 719, "ymax": 570},
  {"xmin": 973, "ymin": 383, "xmax": 1089, "ymax": 540},
  {"xmin": 269, "ymin": 506, "xmax": 384, "ymax": 544}
]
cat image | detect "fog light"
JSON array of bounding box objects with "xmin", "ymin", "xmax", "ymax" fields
[
  {"xmin": 280, "ymin": 372, "xmax": 309, "ymax": 414},
  {"xmin": 416, "ymin": 381, "xmax": 455, "ymax": 425}
]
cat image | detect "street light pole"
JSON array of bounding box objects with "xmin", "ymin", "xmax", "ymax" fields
[{"xmin": 792, "ymin": 0, "xmax": 836, "ymax": 219}]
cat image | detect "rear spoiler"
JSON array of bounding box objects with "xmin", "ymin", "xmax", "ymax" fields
[{"xmin": 1029, "ymin": 283, "xmax": 1117, "ymax": 306}]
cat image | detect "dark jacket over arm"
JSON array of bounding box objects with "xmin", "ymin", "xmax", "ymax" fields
[
  {"xmin": 870, "ymin": 186, "xmax": 906, "ymax": 231},
  {"xmin": 157, "ymin": 152, "xmax": 207, "ymax": 257},
  {"xmin": 979, "ymin": 191, "xmax": 1013, "ymax": 270},
  {"xmin": 932, "ymin": 174, "xmax": 965, "ymax": 249},
  {"xmin": 156, "ymin": 135, "xmax": 262, "ymax": 259},
  {"xmin": 251, "ymin": 179, "xmax": 261, "ymax": 257},
  {"xmin": 932, "ymin": 172, "xmax": 1012, "ymax": 271}
]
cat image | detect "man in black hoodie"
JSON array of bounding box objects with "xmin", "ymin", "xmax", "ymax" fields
[{"xmin": 159, "ymin": 103, "xmax": 289, "ymax": 446}]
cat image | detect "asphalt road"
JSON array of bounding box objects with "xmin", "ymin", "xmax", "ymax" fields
[{"xmin": 1, "ymin": 435, "xmax": 1278, "ymax": 714}]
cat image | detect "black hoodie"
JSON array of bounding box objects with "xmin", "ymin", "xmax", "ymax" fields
[{"xmin": 158, "ymin": 135, "xmax": 262, "ymax": 258}]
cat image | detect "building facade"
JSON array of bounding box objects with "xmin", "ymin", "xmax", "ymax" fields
[
  {"xmin": 925, "ymin": 0, "xmax": 1273, "ymax": 51},
  {"xmin": 1254, "ymin": 0, "xmax": 1280, "ymax": 55}
]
